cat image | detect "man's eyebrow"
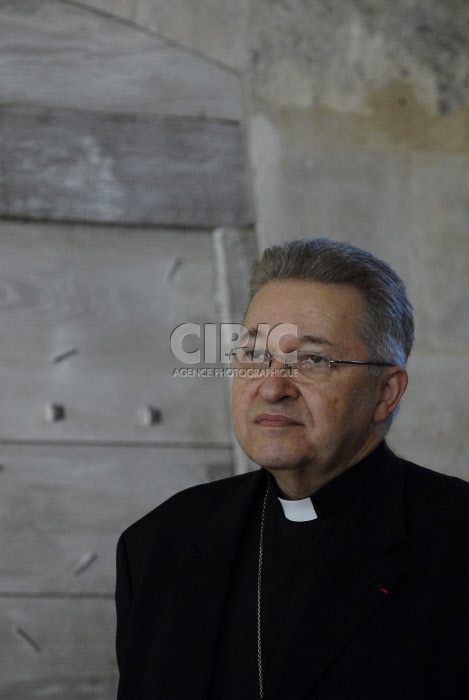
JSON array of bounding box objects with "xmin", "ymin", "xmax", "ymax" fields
[
  {"xmin": 247, "ymin": 327, "xmax": 263, "ymax": 339},
  {"xmin": 298, "ymin": 335, "xmax": 334, "ymax": 347}
]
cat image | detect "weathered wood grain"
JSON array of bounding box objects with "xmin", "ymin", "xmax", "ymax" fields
[
  {"xmin": 0, "ymin": 223, "xmax": 232, "ymax": 443},
  {"xmin": 0, "ymin": 443, "xmax": 232, "ymax": 594},
  {"xmin": 0, "ymin": 0, "xmax": 243, "ymax": 120},
  {"xmin": 1, "ymin": 597, "xmax": 118, "ymax": 698},
  {"xmin": 0, "ymin": 104, "xmax": 254, "ymax": 226}
]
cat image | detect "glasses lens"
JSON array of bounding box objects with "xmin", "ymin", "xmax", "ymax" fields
[{"xmin": 295, "ymin": 352, "xmax": 331, "ymax": 379}]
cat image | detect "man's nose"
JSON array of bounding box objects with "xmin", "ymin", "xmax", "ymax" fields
[{"xmin": 258, "ymin": 356, "xmax": 300, "ymax": 402}]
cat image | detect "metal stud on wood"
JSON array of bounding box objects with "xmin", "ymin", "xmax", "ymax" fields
[
  {"xmin": 138, "ymin": 406, "xmax": 162, "ymax": 427},
  {"xmin": 44, "ymin": 403, "xmax": 66, "ymax": 423}
]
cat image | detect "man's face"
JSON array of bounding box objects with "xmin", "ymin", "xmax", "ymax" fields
[{"xmin": 232, "ymin": 280, "xmax": 387, "ymax": 482}]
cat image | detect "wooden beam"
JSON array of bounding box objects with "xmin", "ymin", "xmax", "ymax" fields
[{"xmin": 0, "ymin": 105, "xmax": 254, "ymax": 227}]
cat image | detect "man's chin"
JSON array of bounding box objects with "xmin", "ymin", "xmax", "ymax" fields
[
  {"xmin": 236, "ymin": 434, "xmax": 311, "ymax": 471},
  {"xmin": 247, "ymin": 450, "xmax": 304, "ymax": 472}
]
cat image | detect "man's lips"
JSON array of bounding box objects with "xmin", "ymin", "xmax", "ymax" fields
[{"xmin": 254, "ymin": 413, "xmax": 301, "ymax": 427}]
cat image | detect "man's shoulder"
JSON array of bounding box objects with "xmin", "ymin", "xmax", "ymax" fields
[
  {"xmin": 396, "ymin": 450, "xmax": 469, "ymax": 495},
  {"xmin": 389, "ymin": 447, "xmax": 469, "ymax": 526},
  {"xmin": 382, "ymin": 442, "xmax": 467, "ymax": 487},
  {"xmin": 120, "ymin": 469, "xmax": 261, "ymax": 544}
]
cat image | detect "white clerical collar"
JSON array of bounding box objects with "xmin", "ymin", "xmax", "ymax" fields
[{"xmin": 278, "ymin": 496, "xmax": 318, "ymax": 522}]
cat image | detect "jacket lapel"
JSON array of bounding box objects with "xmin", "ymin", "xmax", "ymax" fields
[
  {"xmin": 264, "ymin": 449, "xmax": 410, "ymax": 699},
  {"xmin": 157, "ymin": 470, "xmax": 265, "ymax": 697}
]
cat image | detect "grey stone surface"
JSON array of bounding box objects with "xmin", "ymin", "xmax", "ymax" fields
[
  {"xmin": 409, "ymin": 152, "xmax": 469, "ymax": 352},
  {"xmin": 356, "ymin": 0, "xmax": 469, "ymax": 115},
  {"xmin": 247, "ymin": 0, "xmax": 469, "ymax": 114},
  {"xmin": 249, "ymin": 109, "xmax": 413, "ymax": 276},
  {"xmin": 389, "ymin": 352, "xmax": 469, "ymax": 480}
]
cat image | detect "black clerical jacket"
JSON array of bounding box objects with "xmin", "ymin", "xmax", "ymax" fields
[{"xmin": 116, "ymin": 443, "xmax": 469, "ymax": 699}]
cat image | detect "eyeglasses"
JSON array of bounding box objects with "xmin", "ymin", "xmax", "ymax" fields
[{"xmin": 228, "ymin": 348, "xmax": 392, "ymax": 381}]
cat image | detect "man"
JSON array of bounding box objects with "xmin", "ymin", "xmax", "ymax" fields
[{"xmin": 116, "ymin": 239, "xmax": 469, "ymax": 699}]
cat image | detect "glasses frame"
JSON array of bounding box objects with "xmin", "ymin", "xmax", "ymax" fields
[{"xmin": 228, "ymin": 348, "xmax": 393, "ymax": 377}]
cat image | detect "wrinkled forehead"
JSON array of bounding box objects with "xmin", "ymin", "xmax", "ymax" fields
[
  {"xmin": 243, "ymin": 324, "xmax": 336, "ymax": 354},
  {"xmin": 243, "ymin": 280, "xmax": 368, "ymax": 353}
]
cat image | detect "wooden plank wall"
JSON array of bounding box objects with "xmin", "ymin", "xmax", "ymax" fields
[
  {"xmin": 0, "ymin": 223, "xmax": 232, "ymax": 444},
  {"xmin": 0, "ymin": 444, "xmax": 232, "ymax": 697},
  {"xmin": 0, "ymin": 225, "xmax": 235, "ymax": 696},
  {"xmin": 0, "ymin": 4, "xmax": 254, "ymax": 696}
]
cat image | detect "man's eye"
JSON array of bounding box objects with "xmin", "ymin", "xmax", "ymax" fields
[
  {"xmin": 251, "ymin": 349, "xmax": 265, "ymax": 361},
  {"xmin": 245, "ymin": 349, "xmax": 264, "ymax": 361},
  {"xmin": 303, "ymin": 354, "xmax": 327, "ymax": 365}
]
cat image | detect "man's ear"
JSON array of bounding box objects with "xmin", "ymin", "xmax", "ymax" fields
[{"xmin": 373, "ymin": 367, "xmax": 408, "ymax": 424}]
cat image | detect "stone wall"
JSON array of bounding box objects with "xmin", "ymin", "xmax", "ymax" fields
[{"xmin": 61, "ymin": 1, "xmax": 469, "ymax": 475}]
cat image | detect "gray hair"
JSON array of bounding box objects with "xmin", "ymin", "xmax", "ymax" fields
[{"xmin": 249, "ymin": 238, "xmax": 414, "ymax": 368}]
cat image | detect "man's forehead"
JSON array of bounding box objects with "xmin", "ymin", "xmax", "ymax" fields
[
  {"xmin": 245, "ymin": 326, "xmax": 334, "ymax": 347},
  {"xmin": 244, "ymin": 280, "xmax": 366, "ymax": 327},
  {"xmin": 250, "ymin": 279, "xmax": 364, "ymax": 306},
  {"xmin": 242, "ymin": 280, "xmax": 367, "ymax": 352}
]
